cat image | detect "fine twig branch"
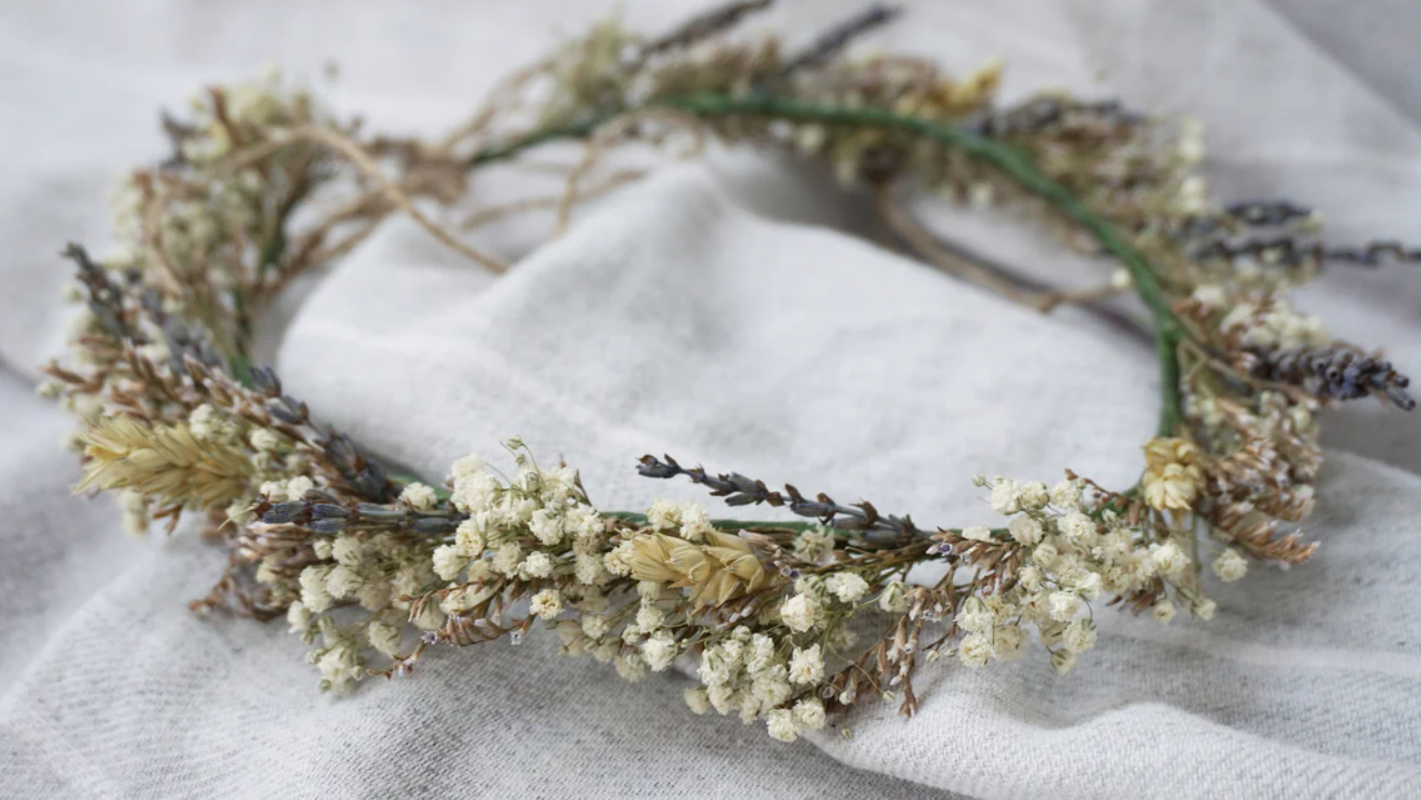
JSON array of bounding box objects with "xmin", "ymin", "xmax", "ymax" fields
[
  {"xmin": 463, "ymin": 92, "xmax": 1188, "ymax": 436},
  {"xmin": 874, "ymin": 185, "xmax": 1054, "ymax": 310}
]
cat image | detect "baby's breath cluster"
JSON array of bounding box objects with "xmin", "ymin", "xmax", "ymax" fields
[{"xmin": 40, "ymin": 0, "xmax": 1417, "ymax": 743}]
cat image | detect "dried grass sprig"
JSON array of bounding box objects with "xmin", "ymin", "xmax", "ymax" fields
[{"xmin": 75, "ymin": 415, "xmax": 252, "ymax": 510}]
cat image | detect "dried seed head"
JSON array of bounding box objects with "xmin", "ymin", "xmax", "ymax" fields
[
  {"xmin": 75, "ymin": 415, "xmax": 252, "ymax": 508},
  {"xmin": 1140, "ymin": 437, "xmax": 1204, "ymax": 511},
  {"xmin": 629, "ymin": 531, "xmax": 781, "ymax": 607}
]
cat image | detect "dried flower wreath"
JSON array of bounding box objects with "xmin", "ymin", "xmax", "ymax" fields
[{"xmin": 41, "ymin": 2, "xmax": 1417, "ymax": 743}]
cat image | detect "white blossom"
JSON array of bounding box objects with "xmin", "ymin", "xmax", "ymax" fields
[
  {"xmin": 413, "ymin": 602, "xmax": 445, "ymax": 631},
  {"xmin": 448, "ymin": 454, "xmax": 486, "ymax": 483},
  {"xmin": 325, "ymin": 562, "xmax": 363, "ymax": 602},
  {"xmin": 451, "ymin": 471, "xmax": 498, "ymax": 514},
  {"xmin": 745, "ymin": 634, "xmax": 777, "ymax": 675},
  {"xmin": 990, "ymin": 478, "xmax": 1021, "ymax": 515},
  {"xmin": 1192, "ymin": 284, "xmax": 1229, "ymax": 308},
  {"xmin": 528, "ymin": 508, "xmax": 565, "ymax": 547},
  {"xmin": 825, "ymin": 572, "xmax": 869, "ymax": 604},
  {"xmin": 530, "ymin": 589, "xmax": 563, "ymax": 620},
  {"xmin": 299, "ymin": 565, "xmax": 334, "ymax": 612},
  {"xmin": 581, "ymin": 614, "xmax": 611, "ymax": 639},
  {"xmin": 1058, "ymin": 511, "xmax": 1097, "ymax": 546},
  {"xmin": 1048, "ymin": 590, "xmax": 1081, "ymax": 622},
  {"xmin": 707, "ymin": 683, "xmax": 737, "ymax": 715},
  {"xmin": 332, "ymin": 536, "xmax": 363, "ymax": 567},
  {"xmin": 684, "ymin": 687, "xmax": 711, "ymax": 715},
  {"xmin": 793, "ymin": 527, "xmax": 836, "ymax": 563},
  {"xmin": 1212, "ymin": 548, "xmax": 1248, "ymax": 582},
  {"xmin": 788, "ymin": 644, "xmax": 824, "ymax": 686},
  {"xmin": 646, "ymin": 499, "xmax": 681, "ymax": 531},
  {"xmin": 1152, "ymin": 598, "xmax": 1177, "ymax": 624},
  {"xmin": 432, "ymin": 544, "xmax": 469, "ymax": 582},
  {"xmin": 455, "ymin": 515, "xmax": 488, "ymax": 555},
  {"xmin": 1050, "ymin": 479, "xmax": 1084, "ymax": 511},
  {"xmin": 751, "ymin": 666, "xmax": 792, "ymax": 708},
  {"xmin": 399, "ymin": 482, "xmax": 438, "ymax": 511},
  {"xmin": 521, "ymin": 551, "xmax": 554, "ymax": 579},
  {"xmin": 679, "ymin": 503, "xmax": 714, "ymax": 542},
  {"xmin": 641, "ymin": 631, "xmax": 679, "ymax": 671},
  {"xmin": 1191, "ymin": 597, "xmax": 1217, "ymax": 620},
  {"xmin": 955, "ymin": 597, "xmax": 994, "ymax": 633},
  {"xmin": 286, "ymin": 475, "xmax": 315, "ymax": 499},
  {"xmin": 766, "ymin": 708, "xmax": 798, "ymax": 743},
  {"xmin": 1074, "ymin": 571, "xmax": 1103, "ymax": 601},
  {"xmin": 1012, "ymin": 567, "xmax": 1042, "ymax": 596},
  {"xmin": 367, "ymin": 621, "xmax": 402, "ymax": 656},
  {"xmin": 992, "ymin": 625, "xmax": 1025, "ymax": 661},
  {"xmin": 780, "ymin": 593, "xmax": 824, "ymax": 633},
  {"xmin": 604, "ymin": 541, "xmax": 636, "ymax": 576},
  {"xmin": 1063, "ymin": 618, "xmax": 1097, "ymax": 654},
  {"xmin": 286, "ymin": 600, "xmax": 311, "ymax": 634},
  {"xmin": 1008, "ymin": 515, "xmax": 1043, "ymax": 546},
  {"xmin": 957, "ymin": 633, "xmax": 991, "ymax": 668},
  {"xmin": 793, "ymin": 698, "xmax": 826, "ymax": 731},
  {"xmin": 492, "ymin": 543, "xmax": 524, "ymax": 575},
  {"xmin": 636, "ymin": 602, "xmax": 665, "ymax": 632},
  {"xmin": 962, "ymin": 526, "xmax": 994, "ymax": 542},
  {"xmin": 1150, "ymin": 541, "xmax": 1188, "ymax": 578},
  {"xmin": 1050, "ymin": 649, "xmax": 1078, "ymax": 675},
  {"xmin": 1018, "ymin": 481, "xmax": 1049, "ymax": 510},
  {"xmin": 356, "ymin": 581, "xmax": 390, "ymax": 612},
  {"xmin": 615, "ymin": 652, "xmax": 645, "ymax": 682},
  {"xmin": 316, "ymin": 644, "xmax": 362, "ymax": 691},
  {"xmin": 188, "ymin": 404, "xmax": 236, "ymax": 443},
  {"xmin": 249, "ymin": 427, "xmax": 282, "ymax": 453},
  {"xmin": 877, "ymin": 581, "xmax": 911, "ymax": 613},
  {"xmin": 574, "ymin": 553, "xmax": 608, "ymax": 585}
]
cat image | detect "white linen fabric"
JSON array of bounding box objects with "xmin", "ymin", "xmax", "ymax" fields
[{"xmin": 2, "ymin": 1, "xmax": 1419, "ymax": 797}]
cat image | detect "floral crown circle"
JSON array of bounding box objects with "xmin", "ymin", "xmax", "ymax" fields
[{"xmin": 43, "ymin": 2, "xmax": 1415, "ymax": 743}]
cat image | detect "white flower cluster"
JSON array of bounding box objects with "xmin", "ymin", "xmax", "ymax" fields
[
  {"xmin": 687, "ymin": 624, "xmax": 828, "ymax": 742},
  {"xmin": 1220, "ymin": 298, "xmax": 1329, "ymax": 351},
  {"xmin": 282, "ymin": 523, "xmax": 441, "ymax": 691},
  {"xmin": 643, "ymin": 498, "xmax": 716, "ymax": 541},
  {"xmin": 958, "ymin": 476, "xmax": 1209, "ymax": 674},
  {"xmin": 432, "ymin": 447, "xmax": 608, "ymax": 590}
]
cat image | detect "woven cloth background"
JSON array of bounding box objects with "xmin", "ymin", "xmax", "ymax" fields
[{"xmin": 2, "ymin": 1, "xmax": 1419, "ymax": 797}]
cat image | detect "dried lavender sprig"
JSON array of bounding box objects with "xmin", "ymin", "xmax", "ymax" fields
[
  {"xmin": 1222, "ymin": 200, "xmax": 1313, "ymax": 227},
  {"xmin": 63, "ymin": 243, "xmax": 137, "ymax": 341},
  {"xmin": 635, "ymin": 0, "xmax": 774, "ymax": 61},
  {"xmin": 138, "ymin": 287, "xmax": 226, "ymax": 374},
  {"xmin": 1176, "ymin": 200, "xmax": 1315, "ymax": 238},
  {"xmin": 246, "ymin": 363, "xmax": 398, "ymax": 502},
  {"xmin": 64, "ymin": 242, "xmax": 230, "ymax": 374},
  {"xmin": 1245, "ymin": 346, "xmax": 1415, "ymax": 410},
  {"xmin": 961, "ymin": 97, "xmax": 1144, "ymax": 138},
  {"xmin": 774, "ymin": 4, "xmax": 902, "ymax": 80},
  {"xmin": 1192, "ymin": 236, "xmax": 1421, "ymax": 268},
  {"xmin": 636, "ymin": 454, "xmax": 937, "ymax": 550},
  {"xmin": 255, "ymin": 488, "xmax": 467, "ymax": 534}
]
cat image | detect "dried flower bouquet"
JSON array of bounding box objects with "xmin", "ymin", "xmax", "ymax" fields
[{"xmin": 41, "ymin": 2, "xmax": 1416, "ymax": 743}]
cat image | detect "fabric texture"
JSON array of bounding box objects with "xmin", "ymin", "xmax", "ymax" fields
[{"xmin": 2, "ymin": 1, "xmax": 1419, "ymax": 797}]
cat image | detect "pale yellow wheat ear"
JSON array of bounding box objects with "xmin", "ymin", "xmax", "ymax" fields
[
  {"xmin": 630, "ymin": 531, "xmax": 781, "ymax": 607},
  {"xmin": 75, "ymin": 415, "xmax": 252, "ymax": 509}
]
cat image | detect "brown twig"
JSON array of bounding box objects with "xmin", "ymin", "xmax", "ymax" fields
[{"xmin": 874, "ymin": 185, "xmax": 1054, "ymax": 310}]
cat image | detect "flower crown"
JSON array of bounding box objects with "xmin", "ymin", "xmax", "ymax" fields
[{"xmin": 42, "ymin": 1, "xmax": 1415, "ymax": 743}]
